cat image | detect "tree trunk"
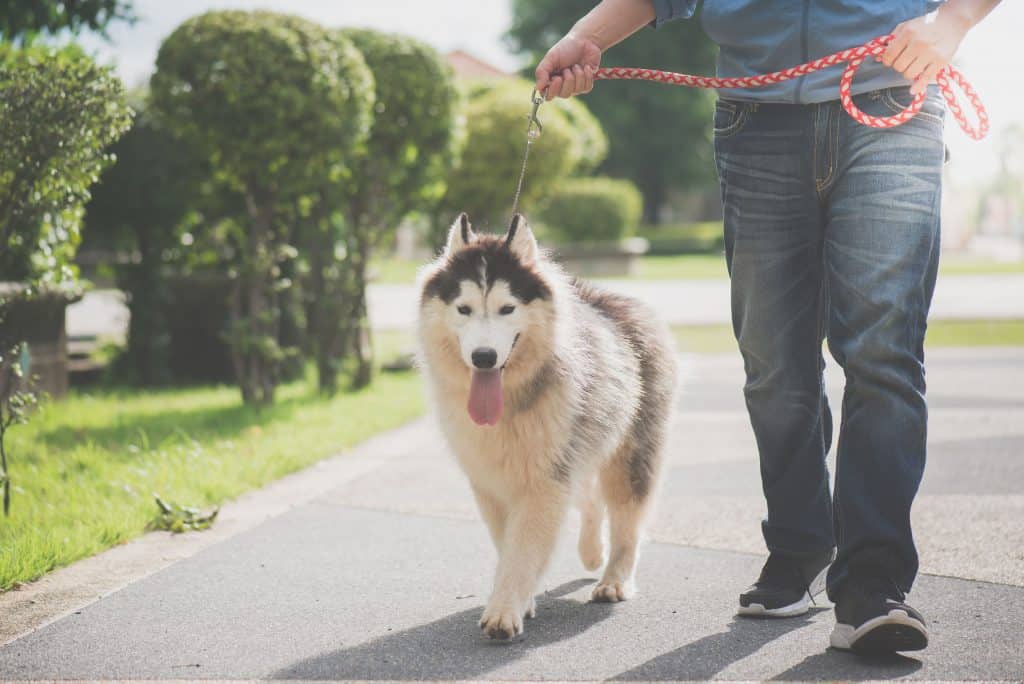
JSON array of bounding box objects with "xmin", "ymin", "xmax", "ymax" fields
[
  {"xmin": 349, "ymin": 227, "xmax": 373, "ymax": 390},
  {"xmin": 228, "ymin": 278, "xmax": 251, "ymax": 404},
  {"xmin": 306, "ymin": 201, "xmax": 344, "ymax": 396},
  {"xmin": 641, "ymin": 171, "xmax": 665, "ymax": 225},
  {"xmin": 123, "ymin": 225, "xmax": 170, "ymax": 386},
  {"xmin": 236, "ymin": 192, "xmax": 279, "ymax": 406}
]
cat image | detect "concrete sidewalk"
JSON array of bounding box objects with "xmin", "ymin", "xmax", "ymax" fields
[{"xmin": 2, "ymin": 348, "xmax": 1022, "ymax": 680}]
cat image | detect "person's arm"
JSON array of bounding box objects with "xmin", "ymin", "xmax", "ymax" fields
[
  {"xmin": 534, "ymin": 0, "xmax": 658, "ymax": 100},
  {"xmin": 882, "ymin": 0, "xmax": 1003, "ymax": 94}
]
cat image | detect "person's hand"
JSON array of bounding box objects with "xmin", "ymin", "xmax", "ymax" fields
[
  {"xmin": 534, "ymin": 32, "xmax": 602, "ymax": 101},
  {"xmin": 881, "ymin": 6, "xmax": 973, "ymax": 94}
]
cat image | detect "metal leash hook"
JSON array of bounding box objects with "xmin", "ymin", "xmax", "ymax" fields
[
  {"xmin": 509, "ymin": 88, "xmax": 546, "ymax": 221},
  {"xmin": 526, "ymin": 88, "xmax": 544, "ymax": 139}
]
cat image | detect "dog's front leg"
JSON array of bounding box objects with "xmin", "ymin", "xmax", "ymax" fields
[{"xmin": 479, "ymin": 486, "xmax": 568, "ymax": 640}]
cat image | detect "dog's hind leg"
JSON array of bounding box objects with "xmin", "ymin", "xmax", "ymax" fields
[
  {"xmin": 479, "ymin": 485, "xmax": 569, "ymax": 639},
  {"xmin": 576, "ymin": 475, "xmax": 605, "ymax": 571},
  {"xmin": 592, "ymin": 441, "xmax": 661, "ymax": 602}
]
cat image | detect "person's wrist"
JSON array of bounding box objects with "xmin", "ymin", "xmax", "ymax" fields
[
  {"xmin": 567, "ymin": 24, "xmax": 606, "ymax": 52},
  {"xmin": 941, "ymin": 2, "xmax": 978, "ymax": 31}
]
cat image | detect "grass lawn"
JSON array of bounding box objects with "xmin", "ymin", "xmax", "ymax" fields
[
  {"xmin": 0, "ymin": 360, "xmax": 423, "ymax": 591},
  {"xmin": 370, "ymin": 255, "xmax": 424, "ymax": 285},
  {"xmin": 627, "ymin": 254, "xmax": 727, "ymax": 280},
  {"xmin": 672, "ymin": 319, "xmax": 1024, "ymax": 355},
  {"xmin": 938, "ymin": 254, "xmax": 1024, "ymax": 276}
]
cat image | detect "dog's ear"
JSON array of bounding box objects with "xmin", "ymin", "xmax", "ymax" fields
[
  {"xmin": 504, "ymin": 214, "xmax": 538, "ymax": 266},
  {"xmin": 444, "ymin": 213, "xmax": 475, "ymax": 254}
]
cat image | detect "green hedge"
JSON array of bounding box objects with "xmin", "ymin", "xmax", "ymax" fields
[
  {"xmin": 637, "ymin": 221, "xmax": 724, "ymax": 255},
  {"xmin": 539, "ymin": 177, "xmax": 642, "ymax": 244}
]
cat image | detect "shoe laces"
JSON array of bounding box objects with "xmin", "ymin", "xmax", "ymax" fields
[{"xmin": 849, "ymin": 573, "xmax": 905, "ymax": 603}]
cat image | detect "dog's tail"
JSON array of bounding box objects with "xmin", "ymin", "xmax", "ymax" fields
[{"xmin": 577, "ymin": 477, "xmax": 605, "ymax": 571}]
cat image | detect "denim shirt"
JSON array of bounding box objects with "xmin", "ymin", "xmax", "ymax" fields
[{"xmin": 651, "ymin": 0, "xmax": 944, "ymax": 103}]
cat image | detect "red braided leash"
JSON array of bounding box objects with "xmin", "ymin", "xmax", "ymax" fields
[{"xmin": 595, "ymin": 34, "xmax": 989, "ymax": 140}]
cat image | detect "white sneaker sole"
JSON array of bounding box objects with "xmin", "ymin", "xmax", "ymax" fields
[
  {"xmin": 737, "ymin": 563, "xmax": 830, "ymax": 618},
  {"xmin": 830, "ymin": 609, "xmax": 929, "ymax": 653}
]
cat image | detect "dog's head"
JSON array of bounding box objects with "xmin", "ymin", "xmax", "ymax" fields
[{"xmin": 418, "ymin": 213, "xmax": 558, "ymax": 427}]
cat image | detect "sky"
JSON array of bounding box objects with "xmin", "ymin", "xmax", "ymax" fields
[{"xmin": 76, "ymin": 0, "xmax": 1023, "ymax": 187}]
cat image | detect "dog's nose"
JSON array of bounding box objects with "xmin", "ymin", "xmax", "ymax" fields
[{"xmin": 471, "ymin": 347, "xmax": 498, "ymax": 369}]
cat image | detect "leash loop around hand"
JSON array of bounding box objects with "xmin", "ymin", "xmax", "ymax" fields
[
  {"xmin": 839, "ymin": 38, "xmax": 925, "ymax": 130},
  {"xmin": 593, "ymin": 33, "xmax": 989, "ymax": 139}
]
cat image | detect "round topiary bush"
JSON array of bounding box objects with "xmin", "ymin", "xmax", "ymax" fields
[
  {"xmin": 539, "ymin": 177, "xmax": 643, "ymax": 244},
  {"xmin": 150, "ymin": 10, "xmax": 375, "ymax": 405}
]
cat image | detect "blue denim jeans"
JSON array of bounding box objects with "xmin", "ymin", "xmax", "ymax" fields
[{"xmin": 713, "ymin": 86, "xmax": 945, "ymax": 599}]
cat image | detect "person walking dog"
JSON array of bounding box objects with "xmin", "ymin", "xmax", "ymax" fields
[{"xmin": 535, "ymin": 0, "xmax": 1001, "ymax": 655}]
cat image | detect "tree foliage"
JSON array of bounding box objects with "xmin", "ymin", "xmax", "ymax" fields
[
  {"xmin": 438, "ymin": 78, "xmax": 607, "ymax": 238},
  {"xmin": 318, "ymin": 28, "xmax": 461, "ymax": 390},
  {"xmin": 0, "ymin": 0, "xmax": 134, "ymax": 43},
  {"xmin": 0, "ymin": 44, "xmax": 132, "ymax": 287},
  {"xmin": 507, "ymin": 0, "xmax": 718, "ymax": 222},
  {"xmin": 150, "ymin": 11, "xmax": 374, "ymax": 405}
]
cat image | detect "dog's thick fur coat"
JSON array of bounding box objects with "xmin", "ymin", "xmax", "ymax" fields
[{"xmin": 417, "ymin": 214, "xmax": 678, "ymax": 639}]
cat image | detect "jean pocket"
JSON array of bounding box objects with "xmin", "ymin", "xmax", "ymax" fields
[
  {"xmin": 713, "ymin": 99, "xmax": 750, "ymax": 139},
  {"xmin": 880, "ymin": 86, "xmax": 945, "ymax": 129}
]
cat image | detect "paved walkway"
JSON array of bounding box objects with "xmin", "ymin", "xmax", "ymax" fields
[{"xmin": 2, "ymin": 348, "xmax": 1023, "ymax": 680}]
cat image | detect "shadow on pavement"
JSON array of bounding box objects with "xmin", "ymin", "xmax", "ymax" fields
[
  {"xmin": 611, "ymin": 609, "xmax": 828, "ymax": 680},
  {"xmin": 272, "ymin": 578, "xmax": 612, "ymax": 680},
  {"xmin": 773, "ymin": 648, "xmax": 922, "ymax": 680}
]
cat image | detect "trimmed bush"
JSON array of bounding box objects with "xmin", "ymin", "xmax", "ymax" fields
[
  {"xmin": 539, "ymin": 177, "xmax": 643, "ymax": 244},
  {"xmin": 317, "ymin": 28, "xmax": 460, "ymax": 391},
  {"xmin": 150, "ymin": 11, "xmax": 375, "ymax": 405},
  {"xmin": 0, "ymin": 44, "xmax": 132, "ymax": 287},
  {"xmin": 438, "ymin": 78, "xmax": 608, "ymax": 234}
]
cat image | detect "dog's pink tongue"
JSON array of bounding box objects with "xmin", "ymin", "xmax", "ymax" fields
[{"xmin": 468, "ymin": 369, "xmax": 503, "ymax": 426}]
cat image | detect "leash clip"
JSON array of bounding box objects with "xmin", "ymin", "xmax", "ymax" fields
[{"xmin": 526, "ymin": 88, "xmax": 545, "ymax": 140}]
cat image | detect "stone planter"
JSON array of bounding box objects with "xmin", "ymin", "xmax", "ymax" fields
[
  {"xmin": 0, "ymin": 283, "xmax": 83, "ymax": 400},
  {"xmin": 547, "ymin": 237, "xmax": 649, "ymax": 278}
]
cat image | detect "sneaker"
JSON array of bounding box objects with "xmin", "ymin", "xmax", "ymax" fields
[
  {"xmin": 830, "ymin": 576, "xmax": 928, "ymax": 654},
  {"xmin": 737, "ymin": 549, "xmax": 834, "ymax": 618}
]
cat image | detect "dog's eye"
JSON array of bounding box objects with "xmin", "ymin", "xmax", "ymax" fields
[
  {"xmin": 499, "ymin": 305, "xmax": 516, "ymax": 316},
  {"xmin": 457, "ymin": 305, "xmax": 471, "ymax": 316}
]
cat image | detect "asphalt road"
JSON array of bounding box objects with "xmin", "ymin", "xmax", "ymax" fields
[{"xmin": 2, "ymin": 348, "xmax": 1022, "ymax": 680}]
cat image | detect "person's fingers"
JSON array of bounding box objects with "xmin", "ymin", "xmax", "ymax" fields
[
  {"xmin": 911, "ymin": 62, "xmax": 942, "ymax": 95},
  {"xmin": 891, "ymin": 45, "xmax": 920, "ymax": 74},
  {"xmin": 535, "ymin": 59, "xmax": 551, "ymax": 92},
  {"xmin": 881, "ymin": 27, "xmax": 910, "ymax": 67},
  {"xmin": 582, "ymin": 65, "xmax": 595, "ymax": 93},
  {"xmin": 558, "ymin": 68, "xmax": 576, "ymax": 98},
  {"xmin": 572, "ymin": 64, "xmax": 586, "ymax": 95},
  {"xmin": 900, "ymin": 54, "xmax": 927, "ymax": 81},
  {"xmin": 546, "ymin": 74, "xmax": 562, "ymax": 101}
]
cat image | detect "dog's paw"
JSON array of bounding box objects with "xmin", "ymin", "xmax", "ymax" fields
[
  {"xmin": 524, "ymin": 596, "xmax": 537, "ymax": 619},
  {"xmin": 591, "ymin": 579, "xmax": 636, "ymax": 603},
  {"xmin": 479, "ymin": 604, "xmax": 524, "ymax": 640}
]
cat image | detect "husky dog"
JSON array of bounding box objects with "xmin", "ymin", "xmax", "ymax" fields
[{"xmin": 416, "ymin": 213, "xmax": 678, "ymax": 640}]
